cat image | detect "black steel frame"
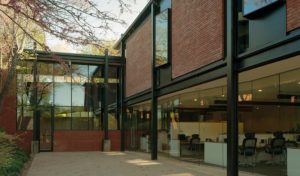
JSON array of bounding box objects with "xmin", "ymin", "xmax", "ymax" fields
[{"xmin": 151, "ymin": 0, "xmax": 159, "ymax": 160}]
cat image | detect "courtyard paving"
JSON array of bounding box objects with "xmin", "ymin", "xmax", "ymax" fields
[{"xmin": 24, "ymin": 152, "xmax": 258, "ymax": 176}]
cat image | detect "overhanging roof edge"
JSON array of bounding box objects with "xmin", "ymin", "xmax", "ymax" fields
[{"xmin": 113, "ymin": 1, "xmax": 152, "ymax": 49}]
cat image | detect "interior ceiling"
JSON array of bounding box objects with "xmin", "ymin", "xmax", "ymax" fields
[
  {"xmin": 132, "ymin": 55, "xmax": 300, "ymax": 109},
  {"xmin": 158, "ymin": 54, "xmax": 300, "ymax": 102}
]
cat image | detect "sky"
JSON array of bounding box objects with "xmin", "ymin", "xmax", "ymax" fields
[{"xmin": 47, "ymin": 0, "xmax": 149, "ymax": 53}]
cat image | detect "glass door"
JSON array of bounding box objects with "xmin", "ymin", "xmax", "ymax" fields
[{"xmin": 39, "ymin": 107, "xmax": 53, "ymax": 151}]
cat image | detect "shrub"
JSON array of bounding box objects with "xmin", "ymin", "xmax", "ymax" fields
[{"xmin": 0, "ymin": 131, "xmax": 29, "ymax": 176}]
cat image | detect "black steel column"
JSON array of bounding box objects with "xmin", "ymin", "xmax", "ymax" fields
[
  {"xmin": 151, "ymin": 0, "xmax": 158, "ymax": 160},
  {"xmin": 120, "ymin": 41, "xmax": 126, "ymax": 151},
  {"xmin": 104, "ymin": 49, "xmax": 109, "ymax": 140},
  {"xmin": 226, "ymin": 0, "xmax": 239, "ymax": 176}
]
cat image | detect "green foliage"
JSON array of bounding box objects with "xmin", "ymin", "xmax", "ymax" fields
[
  {"xmin": 80, "ymin": 41, "xmax": 120, "ymax": 56},
  {"xmin": 0, "ymin": 132, "xmax": 29, "ymax": 176}
]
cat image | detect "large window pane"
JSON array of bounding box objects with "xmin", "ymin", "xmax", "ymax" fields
[
  {"xmin": 156, "ymin": 78, "xmax": 228, "ymax": 167},
  {"xmin": 54, "ymin": 107, "xmax": 71, "ymax": 130},
  {"xmin": 54, "ymin": 83, "xmax": 71, "ymax": 106},
  {"xmin": 155, "ymin": 9, "xmax": 169, "ymax": 67},
  {"xmin": 238, "ymin": 63, "xmax": 300, "ymax": 176},
  {"xmin": 17, "ymin": 106, "xmax": 33, "ymax": 130},
  {"xmin": 89, "ymin": 65, "xmax": 102, "ymax": 110},
  {"xmin": 54, "ymin": 64, "xmax": 71, "ymax": 106},
  {"xmin": 72, "ymin": 107, "xmax": 89, "ymax": 130},
  {"xmin": 17, "ymin": 61, "xmax": 34, "ymax": 106},
  {"xmin": 252, "ymin": 75, "xmax": 279, "ymax": 102},
  {"xmin": 37, "ymin": 62, "xmax": 54, "ymax": 106},
  {"xmin": 89, "ymin": 111, "xmax": 101, "ymax": 130}
]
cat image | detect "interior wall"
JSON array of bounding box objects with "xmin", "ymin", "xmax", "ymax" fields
[{"xmin": 240, "ymin": 106, "xmax": 300, "ymax": 133}]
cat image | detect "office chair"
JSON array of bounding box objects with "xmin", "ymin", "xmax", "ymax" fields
[
  {"xmin": 239, "ymin": 137, "xmax": 257, "ymax": 166},
  {"xmin": 265, "ymin": 137, "xmax": 285, "ymax": 164},
  {"xmin": 178, "ymin": 134, "xmax": 186, "ymax": 141},
  {"xmin": 189, "ymin": 134, "xmax": 200, "ymax": 151}
]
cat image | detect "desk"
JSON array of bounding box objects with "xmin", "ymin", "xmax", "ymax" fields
[
  {"xmin": 287, "ymin": 148, "xmax": 300, "ymax": 176},
  {"xmin": 180, "ymin": 140, "xmax": 203, "ymax": 156},
  {"xmin": 204, "ymin": 142, "xmax": 227, "ymax": 167}
]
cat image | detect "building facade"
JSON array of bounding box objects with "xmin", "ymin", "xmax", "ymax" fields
[
  {"xmin": 115, "ymin": 0, "xmax": 300, "ymax": 176},
  {"xmin": 0, "ymin": 52, "xmax": 123, "ymax": 152},
  {"xmin": 1, "ymin": 0, "xmax": 300, "ymax": 175}
]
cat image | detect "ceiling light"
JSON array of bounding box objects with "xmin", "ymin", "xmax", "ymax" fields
[
  {"xmin": 194, "ymin": 98, "xmax": 198, "ymax": 102},
  {"xmin": 258, "ymin": 89, "xmax": 263, "ymax": 92},
  {"xmin": 298, "ymin": 82, "xmax": 300, "ymax": 85},
  {"xmin": 200, "ymin": 100, "xmax": 204, "ymax": 106}
]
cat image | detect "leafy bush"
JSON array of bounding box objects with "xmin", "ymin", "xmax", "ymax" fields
[{"xmin": 0, "ymin": 131, "xmax": 29, "ymax": 176}]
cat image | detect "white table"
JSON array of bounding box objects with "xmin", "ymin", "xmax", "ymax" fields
[
  {"xmin": 287, "ymin": 148, "xmax": 300, "ymax": 176},
  {"xmin": 204, "ymin": 142, "xmax": 227, "ymax": 167}
]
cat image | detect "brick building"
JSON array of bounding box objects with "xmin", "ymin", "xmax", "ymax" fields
[{"xmin": 1, "ymin": 0, "xmax": 300, "ymax": 175}]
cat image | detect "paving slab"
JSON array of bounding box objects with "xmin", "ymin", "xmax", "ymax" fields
[{"xmin": 25, "ymin": 152, "xmax": 258, "ymax": 176}]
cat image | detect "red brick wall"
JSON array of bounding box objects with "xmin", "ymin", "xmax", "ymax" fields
[
  {"xmin": 0, "ymin": 96, "xmax": 17, "ymax": 133},
  {"xmin": 0, "ymin": 93, "xmax": 33, "ymax": 152},
  {"xmin": 108, "ymin": 130, "xmax": 121, "ymax": 151},
  {"xmin": 172, "ymin": 0, "xmax": 224, "ymax": 78},
  {"xmin": 286, "ymin": 0, "xmax": 300, "ymax": 32},
  {"xmin": 53, "ymin": 130, "xmax": 121, "ymax": 152},
  {"xmin": 125, "ymin": 17, "xmax": 152, "ymax": 97},
  {"xmin": 54, "ymin": 131, "xmax": 102, "ymax": 151}
]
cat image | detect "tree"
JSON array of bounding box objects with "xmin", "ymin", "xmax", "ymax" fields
[
  {"xmin": 0, "ymin": 0, "xmax": 134, "ymax": 112},
  {"xmin": 80, "ymin": 41, "xmax": 120, "ymax": 56}
]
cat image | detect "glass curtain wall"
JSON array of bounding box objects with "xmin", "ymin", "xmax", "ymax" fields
[
  {"xmin": 125, "ymin": 101, "xmax": 151, "ymax": 152},
  {"xmin": 157, "ymin": 79, "xmax": 229, "ymax": 165},
  {"xmin": 238, "ymin": 59, "xmax": 300, "ymax": 176},
  {"xmin": 16, "ymin": 61, "xmax": 34, "ymax": 130},
  {"xmin": 16, "ymin": 61, "xmax": 119, "ymax": 131}
]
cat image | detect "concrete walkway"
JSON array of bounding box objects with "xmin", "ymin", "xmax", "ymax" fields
[{"xmin": 25, "ymin": 152, "xmax": 258, "ymax": 176}]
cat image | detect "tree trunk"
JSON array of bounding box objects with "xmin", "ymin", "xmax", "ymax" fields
[{"xmin": 0, "ymin": 49, "xmax": 18, "ymax": 113}]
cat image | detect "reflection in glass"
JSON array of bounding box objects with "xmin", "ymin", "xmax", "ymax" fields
[
  {"xmin": 89, "ymin": 65, "xmax": 102, "ymax": 110},
  {"xmin": 39, "ymin": 108, "xmax": 52, "ymax": 150},
  {"xmin": 108, "ymin": 112, "xmax": 118, "ymax": 130},
  {"xmin": 243, "ymin": 0, "xmax": 279, "ymax": 16},
  {"xmin": 72, "ymin": 64, "xmax": 89, "ymax": 84},
  {"xmin": 72, "ymin": 107, "xmax": 89, "ymax": 130},
  {"xmin": 37, "ymin": 63, "xmax": 54, "ymax": 106},
  {"xmin": 89, "ymin": 112, "xmax": 101, "ymax": 130},
  {"xmin": 252, "ymin": 75, "xmax": 278, "ymax": 102},
  {"xmin": 17, "ymin": 61, "xmax": 34, "ymax": 106},
  {"xmin": 155, "ymin": 10, "xmax": 169, "ymax": 67},
  {"xmin": 17, "ymin": 106, "xmax": 33, "ymax": 130},
  {"xmin": 125, "ymin": 102, "xmax": 151, "ymax": 152},
  {"xmin": 16, "ymin": 61, "xmax": 120, "ymax": 131},
  {"xmin": 155, "ymin": 81, "xmax": 229, "ymax": 164},
  {"xmin": 238, "ymin": 66, "xmax": 300, "ymax": 176},
  {"xmin": 54, "ymin": 107, "xmax": 71, "ymax": 130},
  {"xmin": 54, "ymin": 83, "xmax": 71, "ymax": 106}
]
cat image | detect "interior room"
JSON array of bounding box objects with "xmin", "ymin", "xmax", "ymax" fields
[{"xmin": 153, "ymin": 55, "xmax": 300, "ymax": 176}]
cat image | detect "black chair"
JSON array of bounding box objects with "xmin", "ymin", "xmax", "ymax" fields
[
  {"xmin": 178, "ymin": 134, "xmax": 186, "ymax": 141},
  {"xmin": 239, "ymin": 137, "xmax": 257, "ymax": 166},
  {"xmin": 189, "ymin": 134, "xmax": 200, "ymax": 151},
  {"xmin": 189, "ymin": 138, "xmax": 200, "ymax": 151},
  {"xmin": 265, "ymin": 137, "xmax": 285, "ymax": 164}
]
